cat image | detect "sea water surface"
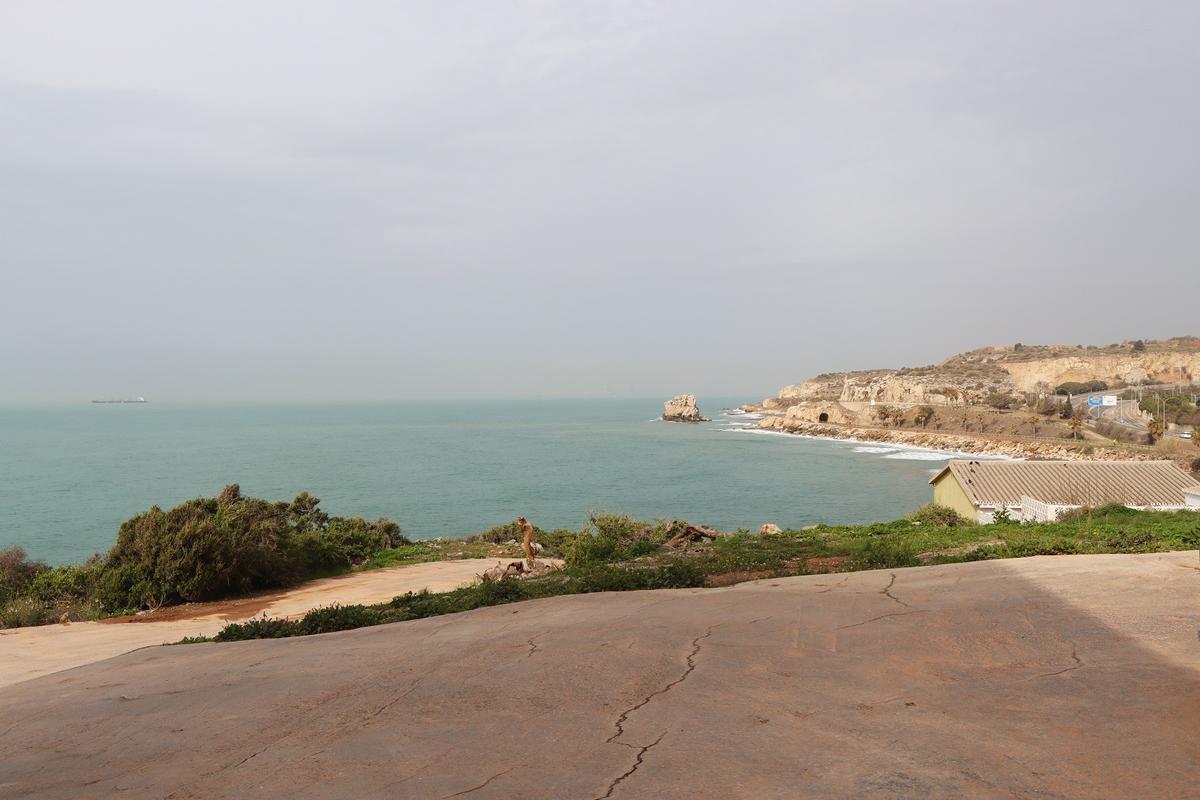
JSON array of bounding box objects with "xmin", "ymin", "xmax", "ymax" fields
[{"xmin": 1, "ymin": 400, "xmax": 978, "ymax": 564}]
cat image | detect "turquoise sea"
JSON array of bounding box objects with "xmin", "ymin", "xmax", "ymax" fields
[{"xmin": 0, "ymin": 399, "xmax": 968, "ymax": 565}]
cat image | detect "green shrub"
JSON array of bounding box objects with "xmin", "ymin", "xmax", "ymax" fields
[
  {"xmin": 0, "ymin": 547, "xmax": 49, "ymax": 603},
  {"xmin": 101, "ymin": 485, "xmax": 404, "ymax": 607},
  {"xmin": 105, "ymin": 493, "xmax": 297, "ymax": 605},
  {"xmin": 25, "ymin": 564, "xmax": 99, "ymax": 603},
  {"xmin": 1055, "ymin": 381, "xmax": 1108, "ymax": 396},
  {"xmin": 0, "ymin": 597, "xmax": 54, "ymax": 628},
  {"xmin": 908, "ymin": 504, "xmax": 974, "ymax": 528},
  {"xmin": 294, "ymin": 603, "xmax": 382, "ymax": 635},
  {"xmin": 855, "ymin": 537, "xmax": 918, "ymax": 569},
  {"xmin": 1, "ymin": 485, "xmax": 406, "ymax": 626},
  {"xmin": 565, "ymin": 512, "xmax": 674, "ymax": 567},
  {"xmin": 214, "ymin": 616, "xmax": 296, "ymax": 642},
  {"xmin": 565, "ymin": 532, "xmax": 620, "ymax": 565},
  {"xmin": 1055, "ymin": 503, "xmax": 1139, "ymax": 523},
  {"xmin": 471, "ymin": 520, "xmax": 542, "ymax": 544},
  {"xmin": 1102, "ymin": 530, "xmax": 1155, "ymax": 551},
  {"xmin": 568, "ymin": 562, "xmax": 705, "ymax": 592},
  {"xmin": 319, "ymin": 517, "xmax": 406, "ymax": 566},
  {"xmin": 465, "ymin": 522, "xmax": 575, "ymax": 557}
]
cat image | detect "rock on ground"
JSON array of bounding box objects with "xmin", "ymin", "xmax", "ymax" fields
[{"xmin": 1, "ymin": 552, "xmax": 1198, "ymax": 799}]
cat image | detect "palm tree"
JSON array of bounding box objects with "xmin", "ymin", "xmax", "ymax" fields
[
  {"xmin": 914, "ymin": 406, "xmax": 935, "ymax": 428},
  {"xmin": 1147, "ymin": 416, "xmax": 1165, "ymax": 444},
  {"xmin": 1068, "ymin": 413, "xmax": 1083, "ymax": 440}
]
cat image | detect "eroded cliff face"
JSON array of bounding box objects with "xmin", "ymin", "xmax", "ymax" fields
[
  {"xmin": 762, "ymin": 339, "xmax": 1200, "ymax": 408},
  {"xmin": 769, "ymin": 369, "xmax": 1007, "ymax": 407},
  {"xmin": 999, "ymin": 352, "xmax": 1200, "ymax": 393}
]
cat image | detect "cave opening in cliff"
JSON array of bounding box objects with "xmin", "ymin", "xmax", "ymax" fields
[{"xmin": 818, "ymin": 412, "xmax": 829, "ymax": 422}]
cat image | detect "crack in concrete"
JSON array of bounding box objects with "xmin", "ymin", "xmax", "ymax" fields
[
  {"xmin": 222, "ymin": 745, "xmax": 268, "ymax": 773},
  {"xmin": 526, "ymin": 637, "xmax": 541, "ymax": 658},
  {"xmin": 815, "ymin": 576, "xmax": 850, "ymax": 593},
  {"xmin": 367, "ymin": 674, "xmax": 427, "ymax": 719},
  {"xmin": 594, "ymin": 731, "xmax": 666, "ymax": 800},
  {"xmin": 881, "ymin": 574, "xmax": 911, "ymax": 608},
  {"xmin": 1037, "ymin": 642, "xmax": 1082, "ymax": 678},
  {"xmin": 838, "ymin": 610, "xmax": 928, "ymax": 630},
  {"xmin": 443, "ymin": 765, "xmax": 516, "ymax": 798},
  {"xmin": 377, "ymin": 748, "xmax": 453, "ymax": 792},
  {"xmin": 606, "ymin": 627, "xmax": 714, "ymax": 745}
]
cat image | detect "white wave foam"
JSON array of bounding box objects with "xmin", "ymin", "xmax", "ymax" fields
[
  {"xmin": 852, "ymin": 446, "xmax": 897, "ymax": 454},
  {"xmin": 720, "ymin": 427, "xmax": 796, "ymax": 438},
  {"xmin": 882, "ymin": 451, "xmax": 955, "ymax": 461},
  {"xmin": 718, "ymin": 426, "xmax": 1013, "ymax": 459}
]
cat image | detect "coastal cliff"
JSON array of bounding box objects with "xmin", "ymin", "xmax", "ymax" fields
[
  {"xmin": 750, "ymin": 337, "xmax": 1200, "ymax": 464},
  {"xmin": 764, "ymin": 338, "xmax": 1200, "ymax": 409}
]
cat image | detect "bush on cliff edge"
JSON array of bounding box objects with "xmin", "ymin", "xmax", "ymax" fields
[
  {"xmin": 1, "ymin": 486, "xmax": 406, "ymax": 624},
  {"xmin": 98, "ymin": 484, "xmax": 407, "ymax": 608}
]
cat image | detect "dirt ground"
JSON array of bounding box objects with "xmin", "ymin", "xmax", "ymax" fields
[
  {"xmin": 2, "ymin": 551, "xmax": 1197, "ymax": 799},
  {"xmin": 0, "ymin": 558, "xmax": 534, "ymax": 688}
]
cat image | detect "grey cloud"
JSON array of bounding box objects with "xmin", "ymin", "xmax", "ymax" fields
[{"xmin": 1, "ymin": 1, "xmax": 1197, "ymax": 402}]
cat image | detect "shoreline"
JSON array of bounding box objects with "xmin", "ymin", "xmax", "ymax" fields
[
  {"xmin": 750, "ymin": 415, "xmax": 1148, "ymax": 462},
  {"xmin": 720, "ymin": 424, "xmax": 1015, "ymax": 460}
]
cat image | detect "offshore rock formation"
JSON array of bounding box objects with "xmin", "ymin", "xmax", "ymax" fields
[{"xmin": 662, "ymin": 394, "xmax": 708, "ymax": 422}]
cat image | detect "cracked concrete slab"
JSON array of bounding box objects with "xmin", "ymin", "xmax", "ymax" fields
[{"xmin": 1, "ymin": 552, "xmax": 1198, "ymax": 799}]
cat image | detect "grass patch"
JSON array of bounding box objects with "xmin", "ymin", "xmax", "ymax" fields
[
  {"xmin": 207, "ymin": 562, "xmax": 705, "ymax": 642},
  {"xmin": 180, "ymin": 506, "xmax": 1199, "ymax": 644}
]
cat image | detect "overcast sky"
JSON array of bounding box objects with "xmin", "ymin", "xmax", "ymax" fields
[{"xmin": 2, "ymin": 1, "xmax": 1196, "ymax": 402}]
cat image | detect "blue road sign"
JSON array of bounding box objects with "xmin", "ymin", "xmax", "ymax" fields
[{"xmin": 1087, "ymin": 395, "xmax": 1103, "ymax": 406}]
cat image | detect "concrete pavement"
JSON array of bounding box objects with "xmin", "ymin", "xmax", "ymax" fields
[{"xmin": 1, "ymin": 552, "xmax": 1198, "ymax": 799}]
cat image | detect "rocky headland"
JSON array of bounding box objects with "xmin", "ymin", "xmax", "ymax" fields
[
  {"xmin": 764, "ymin": 338, "xmax": 1200, "ymax": 410},
  {"xmin": 749, "ymin": 337, "xmax": 1200, "ymax": 463}
]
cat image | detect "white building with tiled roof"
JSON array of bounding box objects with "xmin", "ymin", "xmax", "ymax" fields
[
  {"xmin": 1184, "ymin": 485, "xmax": 1200, "ymax": 509},
  {"xmin": 929, "ymin": 460, "xmax": 1199, "ymax": 523}
]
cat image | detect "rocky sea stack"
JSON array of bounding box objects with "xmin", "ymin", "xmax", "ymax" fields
[{"xmin": 662, "ymin": 394, "xmax": 708, "ymax": 422}]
